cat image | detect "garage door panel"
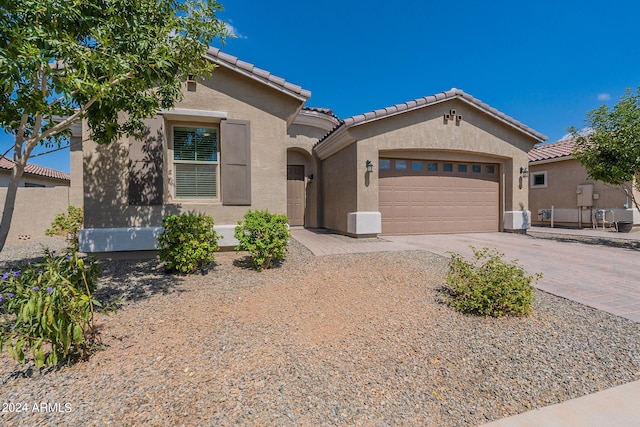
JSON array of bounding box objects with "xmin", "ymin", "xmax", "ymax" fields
[
  {"xmin": 410, "ymin": 189, "xmax": 426, "ymax": 203},
  {"xmin": 379, "ymin": 159, "xmax": 499, "ymax": 235}
]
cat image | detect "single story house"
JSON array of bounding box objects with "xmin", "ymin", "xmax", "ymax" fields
[
  {"xmin": 0, "ymin": 157, "xmax": 70, "ymax": 187},
  {"xmin": 0, "ymin": 158, "xmax": 71, "ymax": 240},
  {"xmin": 77, "ymin": 48, "xmax": 547, "ymax": 253},
  {"xmin": 528, "ymin": 139, "xmax": 640, "ymax": 227}
]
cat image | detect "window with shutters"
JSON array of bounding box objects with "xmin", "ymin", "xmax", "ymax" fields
[{"xmin": 173, "ymin": 126, "xmax": 219, "ymax": 199}]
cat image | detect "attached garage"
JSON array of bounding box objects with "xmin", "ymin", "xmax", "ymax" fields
[
  {"xmin": 379, "ymin": 158, "xmax": 499, "ymax": 234},
  {"xmin": 314, "ymin": 88, "xmax": 547, "ymax": 237}
]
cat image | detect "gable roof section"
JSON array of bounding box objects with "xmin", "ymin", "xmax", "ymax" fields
[
  {"xmin": 528, "ymin": 139, "xmax": 575, "ymax": 163},
  {"xmin": 0, "ymin": 157, "xmax": 71, "ymax": 182},
  {"xmin": 314, "ymin": 88, "xmax": 547, "ymax": 159},
  {"xmin": 205, "ymin": 48, "xmax": 311, "ymax": 102}
]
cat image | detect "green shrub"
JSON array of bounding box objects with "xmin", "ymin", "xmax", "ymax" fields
[
  {"xmin": 157, "ymin": 213, "xmax": 219, "ymax": 273},
  {"xmin": 0, "ymin": 250, "xmax": 101, "ymax": 367},
  {"xmin": 46, "ymin": 206, "xmax": 84, "ymax": 251},
  {"xmin": 234, "ymin": 209, "xmax": 289, "ymax": 271},
  {"xmin": 446, "ymin": 246, "xmax": 540, "ymax": 317}
]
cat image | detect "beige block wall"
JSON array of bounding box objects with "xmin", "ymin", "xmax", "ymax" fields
[
  {"xmin": 0, "ymin": 172, "xmax": 69, "ymax": 188},
  {"xmin": 346, "ymin": 99, "xmax": 535, "ymax": 221},
  {"xmin": 0, "ymin": 187, "xmax": 70, "ymax": 241},
  {"xmin": 82, "ymin": 66, "xmax": 304, "ymax": 229},
  {"xmin": 529, "ymin": 158, "xmax": 632, "ymax": 225}
]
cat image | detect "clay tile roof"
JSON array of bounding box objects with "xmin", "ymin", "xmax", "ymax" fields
[
  {"xmin": 205, "ymin": 48, "xmax": 311, "ymax": 101},
  {"xmin": 302, "ymin": 107, "xmax": 339, "ymax": 120},
  {"xmin": 325, "ymin": 88, "xmax": 547, "ymax": 144},
  {"xmin": 528, "ymin": 139, "xmax": 576, "ymax": 162},
  {"xmin": 0, "ymin": 157, "xmax": 70, "ymax": 182}
]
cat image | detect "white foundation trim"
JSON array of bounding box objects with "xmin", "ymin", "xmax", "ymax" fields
[
  {"xmin": 347, "ymin": 211, "xmax": 382, "ymax": 235},
  {"xmin": 79, "ymin": 225, "xmax": 239, "ymax": 253}
]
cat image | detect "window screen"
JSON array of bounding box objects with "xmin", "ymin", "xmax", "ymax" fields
[{"xmin": 173, "ymin": 127, "xmax": 218, "ymax": 198}]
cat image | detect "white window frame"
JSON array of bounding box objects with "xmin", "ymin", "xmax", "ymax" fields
[
  {"xmin": 530, "ymin": 170, "xmax": 548, "ymax": 188},
  {"xmin": 169, "ymin": 123, "xmax": 220, "ymax": 201}
]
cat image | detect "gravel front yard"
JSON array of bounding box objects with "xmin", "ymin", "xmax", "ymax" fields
[{"xmin": 1, "ymin": 237, "xmax": 639, "ymax": 426}]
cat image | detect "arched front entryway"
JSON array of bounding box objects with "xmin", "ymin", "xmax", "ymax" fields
[{"xmin": 287, "ymin": 148, "xmax": 315, "ymax": 227}]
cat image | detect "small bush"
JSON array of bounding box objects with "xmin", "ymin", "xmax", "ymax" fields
[
  {"xmin": 446, "ymin": 246, "xmax": 540, "ymax": 317},
  {"xmin": 157, "ymin": 213, "xmax": 219, "ymax": 273},
  {"xmin": 0, "ymin": 250, "xmax": 102, "ymax": 367},
  {"xmin": 234, "ymin": 209, "xmax": 289, "ymax": 271},
  {"xmin": 46, "ymin": 206, "xmax": 84, "ymax": 251}
]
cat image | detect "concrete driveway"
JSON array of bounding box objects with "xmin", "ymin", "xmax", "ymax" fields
[
  {"xmin": 385, "ymin": 232, "xmax": 640, "ymax": 322},
  {"xmin": 292, "ymin": 228, "xmax": 640, "ymax": 323}
]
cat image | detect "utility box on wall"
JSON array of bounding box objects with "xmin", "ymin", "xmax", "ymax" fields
[{"xmin": 577, "ymin": 184, "xmax": 594, "ymax": 207}]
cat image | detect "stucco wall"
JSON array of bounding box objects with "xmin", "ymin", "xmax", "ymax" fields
[
  {"xmin": 333, "ymin": 99, "xmax": 536, "ymax": 233},
  {"xmin": 529, "ymin": 158, "xmax": 636, "ymax": 225},
  {"xmin": 82, "ymin": 66, "xmax": 303, "ymax": 231},
  {"xmin": 287, "ymin": 123, "xmax": 325, "ymax": 228},
  {"xmin": 321, "ymin": 143, "xmax": 358, "ymax": 232},
  {"xmin": 0, "ymin": 187, "xmax": 70, "ymax": 241}
]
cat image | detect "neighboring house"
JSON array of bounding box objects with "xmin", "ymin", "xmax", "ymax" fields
[
  {"xmin": 0, "ymin": 157, "xmax": 70, "ymax": 187},
  {"xmin": 528, "ymin": 139, "xmax": 640, "ymax": 227},
  {"xmin": 77, "ymin": 48, "xmax": 547, "ymax": 253},
  {"xmin": 0, "ymin": 158, "xmax": 71, "ymax": 240}
]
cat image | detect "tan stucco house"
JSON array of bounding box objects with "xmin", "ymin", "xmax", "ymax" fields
[
  {"xmin": 77, "ymin": 49, "xmax": 547, "ymax": 252},
  {"xmin": 528, "ymin": 139, "xmax": 640, "ymax": 228},
  {"xmin": 0, "ymin": 158, "xmax": 71, "ymax": 240},
  {"xmin": 0, "ymin": 158, "xmax": 70, "ymax": 187}
]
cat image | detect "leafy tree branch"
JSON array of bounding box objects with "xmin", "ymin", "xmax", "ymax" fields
[
  {"xmin": 0, "ymin": 0, "xmax": 228, "ymax": 252},
  {"xmin": 570, "ymin": 87, "xmax": 640, "ymax": 213}
]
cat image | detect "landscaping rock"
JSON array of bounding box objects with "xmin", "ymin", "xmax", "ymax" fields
[{"xmin": 0, "ymin": 238, "xmax": 638, "ymax": 426}]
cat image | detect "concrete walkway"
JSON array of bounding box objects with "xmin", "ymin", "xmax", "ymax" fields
[
  {"xmin": 480, "ymin": 380, "xmax": 640, "ymax": 427},
  {"xmin": 290, "ymin": 227, "xmax": 640, "ymax": 427}
]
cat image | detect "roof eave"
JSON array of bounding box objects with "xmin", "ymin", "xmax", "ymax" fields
[
  {"xmin": 294, "ymin": 109, "xmax": 342, "ymax": 132},
  {"xmin": 529, "ymin": 155, "xmax": 576, "ymax": 166},
  {"xmin": 313, "ymin": 124, "xmax": 355, "ymax": 160},
  {"xmin": 204, "ymin": 48, "xmax": 311, "ymax": 103}
]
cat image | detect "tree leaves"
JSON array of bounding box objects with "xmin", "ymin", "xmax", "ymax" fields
[
  {"xmin": 0, "ymin": 0, "xmax": 227, "ymax": 251},
  {"xmin": 570, "ymin": 87, "xmax": 640, "ymax": 211}
]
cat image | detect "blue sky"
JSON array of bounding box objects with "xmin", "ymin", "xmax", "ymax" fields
[{"xmin": 5, "ymin": 0, "xmax": 640, "ymax": 173}]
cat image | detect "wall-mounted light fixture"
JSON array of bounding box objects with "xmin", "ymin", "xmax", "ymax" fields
[
  {"xmin": 519, "ymin": 167, "xmax": 529, "ymax": 178},
  {"xmin": 366, "ymin": 160, "xmax": 374, "ymax": 173},
  {"xmin": 307, "ymin": 173, "xmax": 314, "ymax": 183}
]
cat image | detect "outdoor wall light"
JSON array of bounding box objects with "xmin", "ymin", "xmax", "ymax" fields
[
  {"xmin": 520, "ymin": 167, "xmax": 529, "ymax": 178},
  {"xmin": 366, "ymin": 160, "xmax": 374, "ymax": 173},
  {"xmin": 308, "ymin": 174, "xmax": 314, "ymax": 183}
]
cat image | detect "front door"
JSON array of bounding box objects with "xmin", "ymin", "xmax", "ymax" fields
[{"xmin": 287, "ymin": 165, "xmax": 305, "ymax": 226}]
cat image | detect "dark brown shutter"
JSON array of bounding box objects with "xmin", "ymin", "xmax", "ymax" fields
[
  {"xmin": 128, "ymin": 120, "xmax": 164, "ymax": 205},
  {"xmin": 221, "ymin": 119, "xmax": 251, "ymax": 205}
]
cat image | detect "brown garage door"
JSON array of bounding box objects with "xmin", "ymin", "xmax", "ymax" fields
[{"xmin": 379, "ymin": 159, "xmax": 499, "ymax": 235}]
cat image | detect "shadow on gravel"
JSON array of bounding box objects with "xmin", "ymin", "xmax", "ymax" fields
[
  {"xmin": 0, "ymin": 245, "xmax": 68, "ymax": 270},
  {"xmin": 93, "ymin": 258, "xmax": 186, "ymax": 307},
  {"xmin": 528, "ymin": 233, "xmax": 640, "ymax": 251},
  {"xmin": 232, "ymin": 256, "xmax": 285, "ymax": 271},
  {"xmin": 0, "ymin": 255, "xmax": 48, "ymax": 270}
]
